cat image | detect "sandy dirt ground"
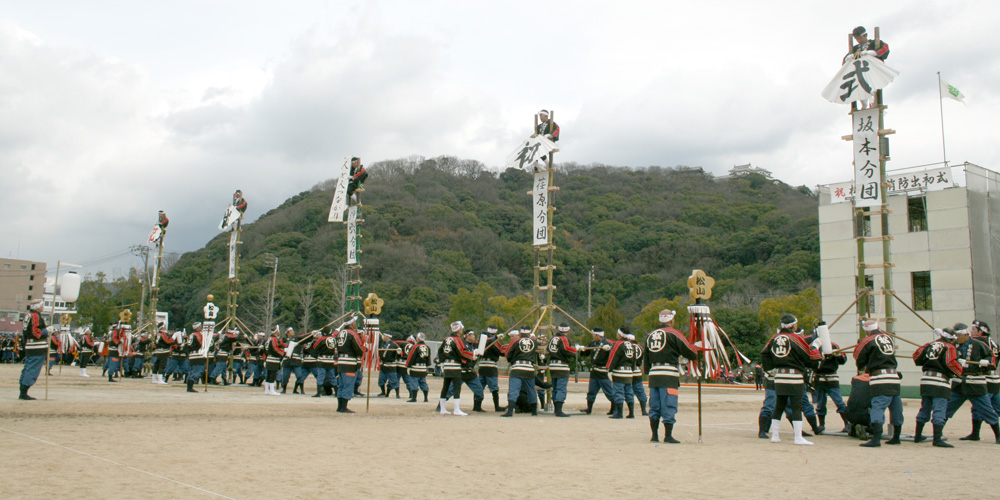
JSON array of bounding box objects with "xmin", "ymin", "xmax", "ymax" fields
[{"xmin": 1, "ymin": 364, "xmax": 997, "ymax": 500}]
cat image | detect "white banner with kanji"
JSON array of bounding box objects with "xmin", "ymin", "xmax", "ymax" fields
[
  {"xmin": 328, "ymin": 157, "xmax": 352, "ymax": 223},
  {"xmin": 825, "ymin": 167, "xmax": 954, "ymax": 204},
  {"xmin": 532, "ymin": 171, "xmax": 549, "ymax": 246},
  {"xmin": 822, "ymin": 54, "xmax": 899, "ymax": 104},
  {"xmin": 227, "ymin": 230, "xmax": 238, "ymax": 279},
  {"xmin": 852, "ymin": 107, "xmax": 881, "ymax": 208},
  {"xmin": 347, "ymin": 205, "xmax": 358, "ymax": 264},
  {"xmin": 506, "ymin": 135, "xmax": 557, "ymax": 171}
]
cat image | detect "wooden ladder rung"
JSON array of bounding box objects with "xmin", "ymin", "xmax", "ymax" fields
[{"xmin": 857, "ymin": 263, "xmax": 895, "ymax": 269}]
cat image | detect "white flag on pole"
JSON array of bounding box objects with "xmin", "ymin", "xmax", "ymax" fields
[{"xmin": 939, "ymin": 78, "xmax": 966, "ymax": 104}]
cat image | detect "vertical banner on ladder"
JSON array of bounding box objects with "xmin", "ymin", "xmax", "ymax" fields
[
  {"xmin": 151, "ymin": 260, "xmax": 159, "ymax": 289},
  {"xmin": 328, "ymin": 157, "xmax": 352, "ymax": 223},
  {"xmin": 227, "ymin": 230, "xmax": 238, "ymax": 279},
  {"xmin": 347, "ymin": 205, "xmax": 358, "ymax": 265},
  {"xmin": 852, "ymin": 107, "xmax": 881, "ymax": 208},
  {"xmin": 532, "ymin": 171, "xmax": 549, "ymax": 246}
]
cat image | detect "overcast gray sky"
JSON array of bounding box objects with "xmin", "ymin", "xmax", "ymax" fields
[{"xmin": 1, "ymin": 0, "xmax": 998, "ymax": 278}]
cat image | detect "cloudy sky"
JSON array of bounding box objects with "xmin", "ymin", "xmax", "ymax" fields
[{"xmin": 1, "ymin": 0, "xmax": 998, "ymax": 279}]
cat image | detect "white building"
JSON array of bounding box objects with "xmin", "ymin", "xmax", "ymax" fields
[
  {"xmin": 728, "ymin": 163, "xmax": 774, "ymax": 180},
  {"xmin": 818, "ymin": 163, "xmax": 999, "ymax": 396}
]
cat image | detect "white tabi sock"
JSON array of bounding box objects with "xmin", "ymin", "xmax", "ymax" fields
[
  {"xmin": 793, "ymin": 420, "xmax": 813, "ymax": 445},
  {"xmin": 770, "ymin": 419, "xmax": 781, "ymax": 443}
]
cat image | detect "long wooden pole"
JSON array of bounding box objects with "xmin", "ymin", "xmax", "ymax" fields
[
  {"xmin": 886, "ymin": 289, "xmax": 935, "ymax": 331},
  {"xmin": 44, "ymin": 261, "xmax": 62, "ymax": 401},
  {"xmin": 204, "ymin": 324, "xmax": 212, "ymax": 393},
  {"xmin": 829, "ymin": 287, "xmax": 871, "ymax": 329},
  {"xmin": 694, "ymin": 304, "xmax": 704, "ymax": 443},
  {"xmin": 365, "ymin": 324, "xmax": 374, "ymax": 412}
]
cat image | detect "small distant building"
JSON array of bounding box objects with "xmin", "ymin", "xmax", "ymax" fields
[
  {"xmin": 728, "ymin": 163, "xmax": 774, "ymax": 180},
  {"xmin": 0, "ymin": 258, "xmax": 47, "ymax": 319},
  {"xmin": 818, "ymin": 162, "xmax": 999, "ymax": 396}
]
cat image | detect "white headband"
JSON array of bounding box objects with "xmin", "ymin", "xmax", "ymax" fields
[
  {"xmin": 450, "ymin": 321, "xmax": 463, "ymax": 333},
  {"xmin": 659, "ymin": 309, "xmax": 676, "ymax": 323},
  {"xmin": 934, "ymin": 328, "xmax": 956, "ymax": 341}
]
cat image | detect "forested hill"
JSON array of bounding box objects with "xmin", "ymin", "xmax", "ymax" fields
[{"xmin": 159, "ymin": 156, "xmax": 820, "ymax": 347}]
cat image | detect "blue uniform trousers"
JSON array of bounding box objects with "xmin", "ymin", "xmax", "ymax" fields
[
  {"xmin": 915, "ymin": 396, "xmax": 948, "ymax": 426},
  {"xmin": 19, "ymin": 355, "xmax": 44, "ymax": 387},
  {"xmin": 759, "ymin": 388, "xmax": 776, "ymax": 419},
  {"xmin": 814, "ymin": 386, "xmax": 847, "ymax": 416},
  {"xmin": 870, "ymin": 394, "xmax": 904, "ymax": 426},
  {"xmin": 463, "ymin": 376, "xmax": 483, "ymax": 399},
  {"xmin": 611, "ymin": 381, "xmax": 627, "ymax": 404},
  {"xmin": 479, "ymin": 374, "xmax": 500, "ymax": 392},
  {"xmin": 188, "ymin": 361, "xmax": 208, "ymax": 383},
  {"xmin": 412, "ymin": 375, "xmax": 429, "ymax": 392},
  {"xmin": 507, "ymin": 376, "xmax": 537, "ymax": 404},
  {"xmin": 338, "ymin": 372, "xmax": 357, "ymax": 400},
  {"xmin": 586, "ymin": 377, "xmax": 614, "ymax": 403},
  {"xmin": 648, "ymin": 387, "xmax": 679, "ymax": 424},
  {"xmin": 552, "ymin": 377, "xmax": 569, "ymax": 403},
  {"xmin": 631, "ymin": 378, "xmax": 648, "ymax": 404},
  {"xmin": 947, "ymin": 392, "xmax": 999, "ymax": 425},
  {"xmin": 210, "ymin": 360, "xmax": 228, "ymax": 379},
  {"xmin": 107, "ymin": 356, "xmax": 122, "ymax": 377}
]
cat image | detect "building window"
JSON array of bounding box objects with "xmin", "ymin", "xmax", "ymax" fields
[
  {"xmin": 31, "ymin": 264, "xmax": 36, "ymax": 270},
  {"xmin": 3, "ymin": 264, "xmax": 9, "ymax": 269},
  {"xmin": 20, "ymin": 265, "xmax": 27, "ymax": 270},
  {"xmin": 854, "ymin": 208, "xmax": 872, "ymax": 238},
  {"xmin": 908, "ymin": 196, "xmax": 928, "ymax": 232},
  {"xmin": 912, "ymin": 271, "xmax": 932, "ymax": 310},
  {"xmin": 855, "ymin": 274, "xmax": 876, "ymax": 313},
  {"xmin": 29, "ymin": 275, "xmax": 34, "ymax": 280},
  {"xmin": 28, "ymin": 285, "xmax": 32, "ymax": 291}
]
